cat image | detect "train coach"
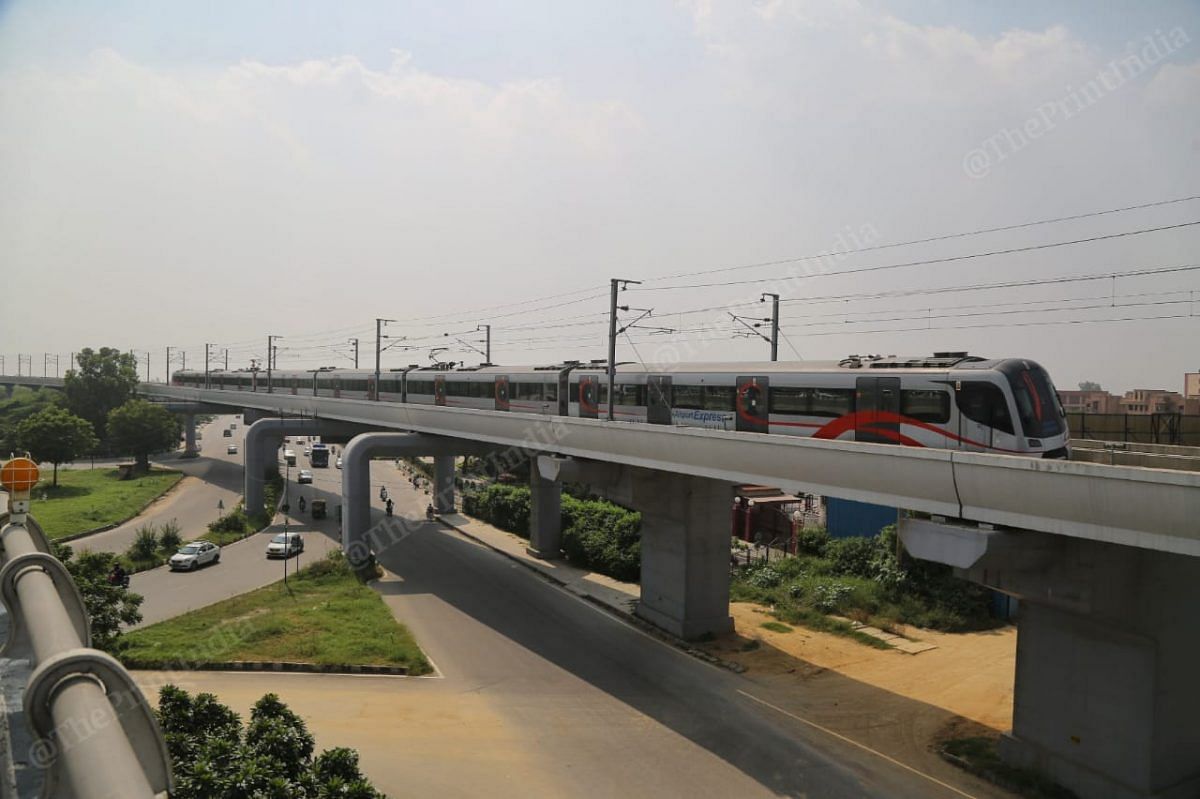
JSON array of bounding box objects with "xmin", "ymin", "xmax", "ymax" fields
[{"xmin": 173, "ymin": 351, "xmax": 1069, "ymax": 457}]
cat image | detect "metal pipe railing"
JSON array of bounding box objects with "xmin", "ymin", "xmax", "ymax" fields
[{"xmin": 1, "ymin": 511, "xmax": 169, "ymax": 798}]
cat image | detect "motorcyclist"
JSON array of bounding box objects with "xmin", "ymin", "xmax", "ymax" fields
[
  {"xmin": 385, "ymin": 498, "xmax": 394, "ymax": 517},
  {"xmin": 425, "ymin": 503, "xmax": 435, "ymax": 520},
  {"xmin": 298, "ymin": 495, "xmax": 306, "ymax": 512},
  {"xmin": 380, "ymin": 486, "xmax": 388, "ymax": 502},
  {"xmin": 108, "ymin": 563, "xmax": 128, "ymax": 588}
]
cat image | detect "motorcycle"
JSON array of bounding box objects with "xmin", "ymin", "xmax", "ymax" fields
[
  {"xmin": 425, "ymin": 504, "xmax": 435, "ymax": 521},
  {"xmin": 385, "ymin": 499, "xmax": 394, "ymax": 517}
]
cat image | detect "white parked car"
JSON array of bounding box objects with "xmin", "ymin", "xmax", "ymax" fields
[
  {"xmin": 335, "ymin": 456, "xmax": 343, "ymax": 469},
  {"xmin": 304, "ymin": 446, "xmax": 311, "ymax": 457},
  {"xmin": 169, "ymin": 541, "xmax": 220, "ymax": 571},
  {"xmin": 227, "ymin": 444, "xmax": 239, "ymax": 455},
  {"xmin": 297, "ymin": 469, "xmax": 313, "ymax": 484},
  {"xmin": 266, "ymin": 533, "xmax": 304, "ymax": 559}
]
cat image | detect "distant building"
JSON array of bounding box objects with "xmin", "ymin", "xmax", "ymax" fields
[
  {"xmin": 1185, "ymin": 372, "xmax": 1200, "ymax": 400},
  {"xmin": 1059, "ymin": 389, "xmax": 1121, "ymax": 414},
  {"xmin": 1120, "ymin": 389, "xmax": 1185, "ymax": 415}
]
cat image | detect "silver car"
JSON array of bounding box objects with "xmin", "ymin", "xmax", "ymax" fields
[
  {"xmin": 169, "ymin": 541, "xmax": 220, "ymax": 571},
  {"xmin": 266, "ymin": 533, "xmax": 304, "ymax": 559}
]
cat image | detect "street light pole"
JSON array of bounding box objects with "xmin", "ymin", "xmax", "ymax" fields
[
  {"xmin": 607, "ymin": 278, "xmax": 641, "ymax": 421},
  {"xmin": 224, "ymin": 348, "xmax": 229, "ymax": 371},
  {"xmin": 205, "ymin": 343, "xmax": 213, "ymax": 388},
  {"xmin": 761, "ymin": 293, "xmax": 780, "ymax": 361},
  {"xmin": 374, "ymin": 318, "xmax": 395, "ymax": 401},
  {"xmin": 165, "ymin": 347, "xmax": 173, "ymax": 383}
]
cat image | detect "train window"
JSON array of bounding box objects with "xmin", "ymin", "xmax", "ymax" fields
[
  {"xmin": 545, "ymin": 383, "xmax": 558, "ymax": 403},
  {"xmin": 446, "ymin": 381, "xmax": 467, "ymax": 397},
  {"xmin": 513, "ymin": 382, "xmax": 543, "ymax": 401},
  {"xmin": 613, "ymin": 383, "xmax": 644, "ymax": 406},
  {"xmin": 703, "ymin": 386, "xmax": 736, "ymax": 411},
  {"xmin": 672, "ymin": 385, "xmax": 703, "ymax": 410},
  {"xmin": 769, "ymin": 386, "xmax": 809, "ymax": 414},
  {"xmin": 901, "ymin": 390, "xmax": 950, "ymax": 423},
  {"xmin": 957, "ymin": 382, "xmax": 1014, "ymax": 434},
  {"xmin": 810, "ymin": 388, "xmax": 854, "ymax": 417},
  {"xmin": 408, "ymin": 379, "xmax": 433, "ymax": 395}
]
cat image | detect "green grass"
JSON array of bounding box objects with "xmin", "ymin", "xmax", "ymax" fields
[
  {"xmin": 31, "ymin": 468, "xmax": 182, "ymax": 539},
  {"xmin": 760, "ymin": 621, "xmax": 794, "ymax": 634},
  {"xmin": 939, "ymin": 737, "xmax": 1078, "ymax": 799},
  {"xmin": 120, "ymin": 553, "xmax": 431, "ymax": 674}
]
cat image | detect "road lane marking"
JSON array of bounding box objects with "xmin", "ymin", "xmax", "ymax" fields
[{"xmin": 736, "ymin": 689, "xmax": 980, "ymax": 799}]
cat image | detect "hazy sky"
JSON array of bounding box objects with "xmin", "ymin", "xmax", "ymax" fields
[{"xmin": 1, "ymin": 1, "xmax": 1198, "ymax": 393}]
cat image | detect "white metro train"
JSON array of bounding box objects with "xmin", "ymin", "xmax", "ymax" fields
[{"xmin": 173, "ymin": 352, "xmax": 1070, "ymax": 457}]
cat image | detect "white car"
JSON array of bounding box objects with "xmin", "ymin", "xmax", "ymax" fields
[
  {"xmin": 335, "ymin": 456, "xmax": 343, "ymax": 469},
  {"xmin": 266, "ymin": 532, "xmax": 304, "ymax": 559},
  {"xmin": 304, "ymin": 446, "xmax": 311, "ymax": 457},
  {"xmin": 169, "ymin": 541, "xmax": 220, "ymax": 571},
  {"xmin": 297, "ymin": 469, "xmax": 313, "ymax": 484},
  {"xmin": 227, "ymin": 444, "xmax": 239, "ymax": 455}
]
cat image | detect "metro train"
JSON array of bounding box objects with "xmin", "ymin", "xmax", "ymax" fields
[{"xmin": 172, "ymin": 352, "xmax": 1070, "ymax": 457}]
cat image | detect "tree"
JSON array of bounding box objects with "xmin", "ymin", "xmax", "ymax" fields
[
  {"xmin": 1078, "ymin": 381, "xmax": 1102, "ymax": 391},
  {"xmin": 52, "ymin": 543, "xmax": 143, "ymax": 653},
  {"xmin": 0, "ymin": 386, "xmax": 64, "ymax": 456},
  {"xmin": 63, "ymin": 347, "xmax": 139, "ymax": 443},
  {"xmin": 16, "ymin": 406, "xmax": 99, "ymax": 486},
  {"xmin": 157, "ymin": 687, "xmax": 385, "ymax": 799},
  {"xmin": 107, "ymin": 399, "xmax": 180, "ymax": 472}
]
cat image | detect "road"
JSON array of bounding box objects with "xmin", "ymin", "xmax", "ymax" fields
[
  {"xmin": 85, "ymin": 431, "xmax": 1006, "ymax": 797},
  {"xmin": 74, "ymin": 416, "xmax": 243, "ymax": 554}
]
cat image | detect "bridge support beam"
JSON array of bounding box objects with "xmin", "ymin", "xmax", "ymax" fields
[
  {"xmin": 901, "ymin": 518, "xmax": 1200, "ymax": 799},
  {"xmin": 243, "ymin": 418, "xmax": 366, "ymax": 519},
  {"xmin": 181, "ymin": 414, "xmax": 198, "ymax": 459},
  {"xmin": 341, "ymin": 434, "xmax": 500, "ymax": 573},
  {"xmin": 434, "ymin": 456, "xmax": 455, "ymax": 514},
  {"xmin": 526, "ymin": 457, "xmax": 562, "ymax": 559}
]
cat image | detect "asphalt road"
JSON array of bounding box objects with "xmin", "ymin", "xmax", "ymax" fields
[{"xmin": 354, "ymin": 474, "xmax": 986, "ymax": 799}]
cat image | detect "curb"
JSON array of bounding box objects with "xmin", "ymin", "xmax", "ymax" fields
[
  {"xmin": 435, "ymin": 515, "xmax": 747, "ymax": 675},
  {"xmin": 124, "ymin": 660, "xmax": 409, "ymax": 676}
]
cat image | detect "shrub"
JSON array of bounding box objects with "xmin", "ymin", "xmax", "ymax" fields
[
  {"xmin": 811, "ymin": 581, "xmax": 854, "ymax": 613},
  {"xmin": 795, "ymin": 526, "xmax": 829, "ymax": 556},
  {"xmin": 825, "ymin": 535, "xmax": 877, "ymax": 579},
  {"xmin": 561, "ymin": 494, "xmax": 641, "ymax": 582},
  {"xmin": 208, "ymin": 509, "xmax": 249, "ymax": 536},
  {"xmin": 747, "ymin": 566, "xmax": 783, "ymax": 589},
  {"xmin": 130, "ymin": 525, "xmax": 159, "ymax": 561},
  {"xmin": 158, "ymin": 519, "xmax": 182, "ymax": 553}
]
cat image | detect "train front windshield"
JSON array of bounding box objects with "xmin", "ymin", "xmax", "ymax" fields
[{"xmin": 1000, "ymin": 361, "xmax": 1065, "ymax": 439}]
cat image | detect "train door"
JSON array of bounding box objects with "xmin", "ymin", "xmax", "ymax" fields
[
  {"xmin": 558, "ymin": 372, "xmax": 570, "ymax": 416},
  {"xmin": 495, "ymin": 376, "xmax": 510, "ymax": 411},
  {"xmin": 955, "ymin": 381, "xmax": 994, "ymax": 451},
  {"xmin": 578, "ymin": 376, "xmax": 599, "ymax": 419},
  {"xmin": 736, "ymin": 376, "xmax": 769, "ymax": 433},
  {"xmin": 647, "ymin": 376, "xmax": 672, "ymax": 425},
  {"xmin": 855, "ymin": 377, "xmax": 900, "ymax": 444},
  {"xmin": 434, "ymin": 376, "xmax": 446, "ymax": 406},
  {"xmin": 367, "ymin": 377, "xmax": 377, "ymax": 401}
]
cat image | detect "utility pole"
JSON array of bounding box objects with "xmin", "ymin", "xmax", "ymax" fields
[
  {"xmin": 181, "ymin": 350, "xmax": 186, "ymax": 371},
  {"xmin": 348, "ymin": 338, "xmax": 359, "ymax": 369},
  {"xmin": 144, "ymin": 351, "xmax": 150, "ymax": 382},
  {"xmin": 43, "ymin": 353, "xmax": 48, "ymax": 377},
  {"xmin": 165, "ymin": 347, "xmax": 173, "ymax": 383},
  {"xmin": 374, "ymin": 318, "xmax": 395, "ymax": 400},
  {"xmin": 205, "ymin": 343, "xmax": 213, "ymax": 388},
  {"xmin": 267, "ymin": 335, "xmax": 282, "ymax": 393},
  {"xmin": 607, "ymin": 278, "xmax": 641, "ymax": 421},
  {"xmin": 761, "ymin": 293, "xmax": 780, "ymax": 361},
  {"xmin": 477, "ymin": 325, "xmax": 491, "ymax": 364},
  {"xmin": 223, "ymin": 348, "xmax": 229, "ymax": 371}
]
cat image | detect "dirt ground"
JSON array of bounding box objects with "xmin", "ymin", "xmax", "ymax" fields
[{"xmin": 707, "ymin": 603, "xmax": 1017, "ymax": 733}]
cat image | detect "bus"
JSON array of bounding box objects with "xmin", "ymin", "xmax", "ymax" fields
[{"xmin": 310, "ymin": 442, "xmax": 330, "ymax": 468}]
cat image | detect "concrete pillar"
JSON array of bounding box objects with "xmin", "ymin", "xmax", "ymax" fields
[
  {"xmin": 181, "ymin": 414, "xmax": 198, "ymax": 458},
  {"xmin": 341, "ymin": 433, "xmax": 498, "ymax": 572},
  {"xmin": 630, "ymin": 469, "xmax": 735, "ymax": 640},
  {"xmin": 434, "ymin": 455, "xmax": 455, "ymax": 514},
  {"xmin": 526, "ymin": 457, "xmax": 562, "ymax": 560},
  {"xmin": 900, "ymin": 519, "xmax": 1200, "ymax": 799},
  {"xmin": 243, "ymin": 418, "xmax": 364, "ymax": 519}
]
